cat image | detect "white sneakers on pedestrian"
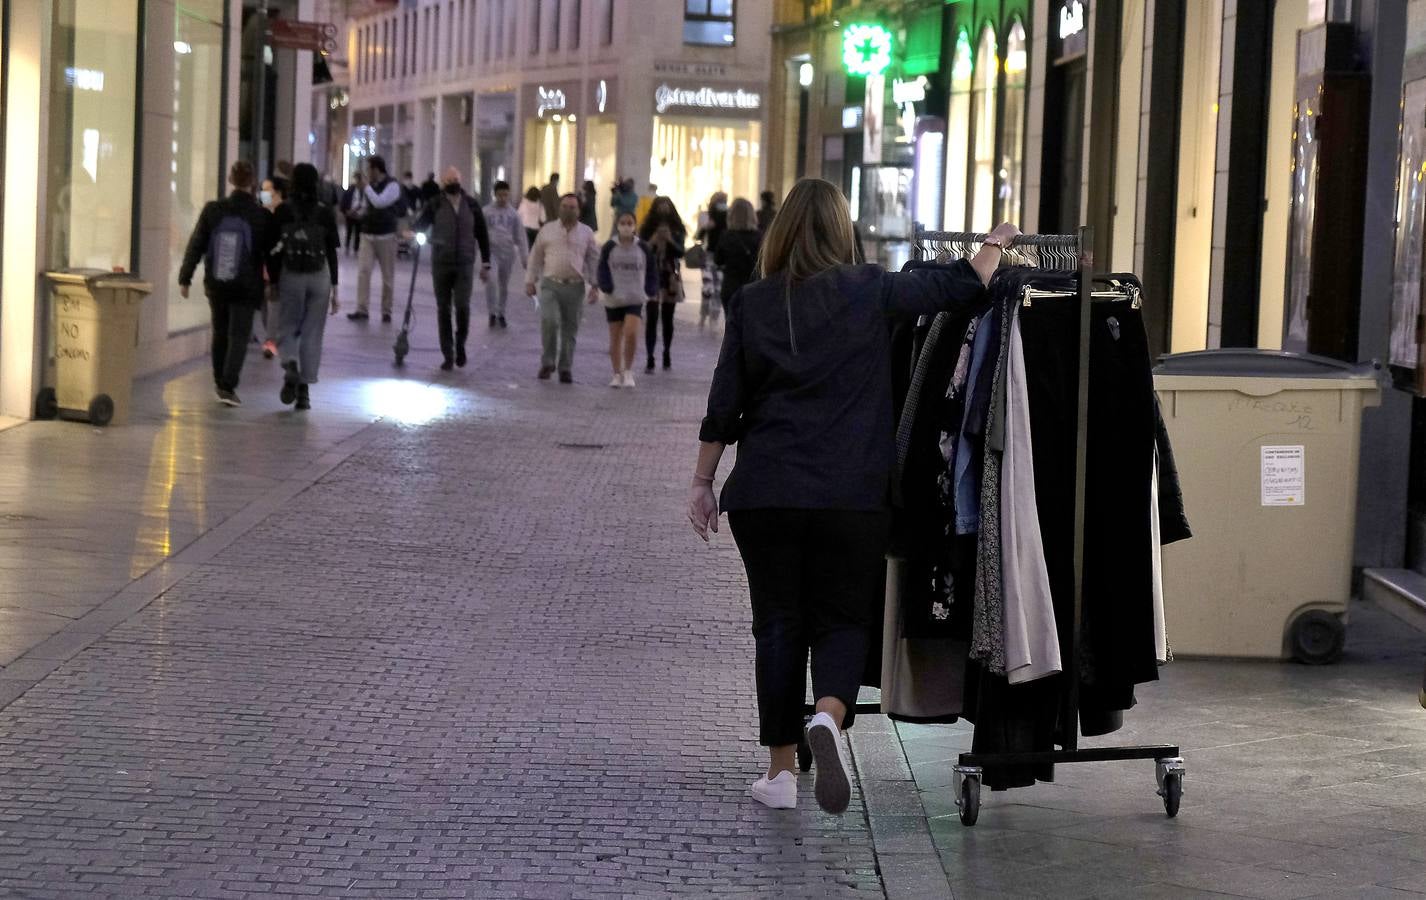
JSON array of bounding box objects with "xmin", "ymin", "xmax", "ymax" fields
[
  {"xmin": 750, "ymin": 770, "xmax": 797, "ymax": 810},
  {"xmin": 608, "ymin": 372, "xmax": 624, "ymax": 388},
  {"xmin": 806, "ymin": 712, "xmax": 852, "ymax": 814},
  {"xmin": 621, "ymin": 371, "xmax": 636, "ymax": 389}
]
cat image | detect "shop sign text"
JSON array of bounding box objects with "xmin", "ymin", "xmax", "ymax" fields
[
  {"xmin": 536, "ymin": 86, "xmax": 568, "ymax": 119},
  {"xmin": 654, "ymin": 84, "xmax": 761, "ymax": 115}
]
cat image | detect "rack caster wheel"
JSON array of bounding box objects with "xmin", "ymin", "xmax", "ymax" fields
[
  {"xmin": 955, "ymin": 765, "xmax": 982, "ymax": 827},
  {"xmin": 35, "ymin": 388, "xmax": 58, "ymax": 420},
  {"xmin": 87, "ymin": 394, "xmax": 114, "ymax": 427},
  {"xmin": 1156, "ymin": 757, "xmax": 1185, "ymax": 818},
  {"xmin": 797, "ymin": 738, "xmax": 812, "ymax": 773},
  {"xmin": 1288, "ymin": 610, "xmax": 1345, "ymax": 665}
]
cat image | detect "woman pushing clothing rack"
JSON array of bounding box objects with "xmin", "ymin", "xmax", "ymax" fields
[{"xmin": 686, "ymin": 177, "xmax": 1019, "ymax": 814}]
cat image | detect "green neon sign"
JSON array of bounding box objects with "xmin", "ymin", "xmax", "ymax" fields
[{"xmin": 843, "ymin": 23, "xmax": 893, "ymax": 77}]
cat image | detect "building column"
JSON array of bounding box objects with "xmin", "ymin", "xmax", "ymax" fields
[
  {"xmin": 414, "ymin": 97, "xmax": 433, "ymax": 178},
  {"xmin": 0, "ymin": 0, "xmax": 48, "ymax": 419},
  {"xmin": 1022, "ymin": 0, "xmax": 1050, "ymax": 235},
  {"xmin": 137, "ymin": 0, "xmax": 179, "ymax": 367}
]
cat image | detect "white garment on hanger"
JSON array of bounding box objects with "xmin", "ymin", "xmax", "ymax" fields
[
  {"xmin": 1001, "ymin": 314, "xmax": 1062, "ymax": 685},
  {"xmin": 1151, "ymin": 448, "xmax": 1168, "ymax": 663}
]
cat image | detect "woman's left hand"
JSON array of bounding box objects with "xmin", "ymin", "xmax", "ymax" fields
[{"xmin": 687, "ymin": 482, "xmax": 719, "ymax": 542}]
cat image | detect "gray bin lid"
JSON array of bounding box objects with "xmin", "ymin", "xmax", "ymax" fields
[{"xmin": 1155, "ymin": 349, "xmax": 1377, "ymax": 379}]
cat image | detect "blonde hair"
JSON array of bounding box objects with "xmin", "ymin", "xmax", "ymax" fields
[
  {"xmin": 757, "ymin": 179, "xmax": 856, "ymax": 282},
  {"xmin": 727, "ymin": 197, "xmax": 756, "ymax": 231}
]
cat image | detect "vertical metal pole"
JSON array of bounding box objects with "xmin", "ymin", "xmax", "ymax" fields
[
  {"xmin": 252, "ymin": 2, "xmax": 268, "ymax": 174},
  {"xmin": 1064, "ymin": 224, "xmax": 1095, "ymax": 753}
]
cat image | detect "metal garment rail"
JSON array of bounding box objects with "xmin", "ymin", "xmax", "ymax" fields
[{"xmin": 912, "ymin": 225, "xmax": 1185, "ymax": 827}]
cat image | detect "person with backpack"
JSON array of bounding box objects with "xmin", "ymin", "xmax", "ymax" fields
[
  {"xmin": 178, "ymin": 160, "xmax": 276, "ymax": 406},
  {"xmin": 412, "ymin": 166, "xmax": 492, "ymax": 371},
  {"xmin": 270, "ymin": 163, "xmax": 340, "ymax": 411},
  {"xmin": 349, "ymin": 155, "xmax": 406, "ymax": 323}
]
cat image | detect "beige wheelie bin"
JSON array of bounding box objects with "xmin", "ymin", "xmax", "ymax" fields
[
  {"xmin": 1154, "ymin": 350, "xmax": 1380, "ymax": 663},
  {"xmin": 37, "ymin": 269, "xmax": 152, "ymax": 426}
]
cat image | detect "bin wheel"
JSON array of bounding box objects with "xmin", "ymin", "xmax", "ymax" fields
[
  {"xmin": 1289, "ymin": 610, "xmax": 1345, "ymax": 665},
  {"xmin": 87, "ymin": 394, "xmax": 114, "ymax": 427},
  {"xmin": 957, "ymin": 773, "xmax": 981, "ymax": 827},
  {"xmin": 797, "ymin": 738, "xmax": 812, "ymax": 773},
  {"xmin": 35, "ymin": 388, "xmax": 58, "ymax": 420},
  {"xmin": 1160, "ymin": 772, "xmax": 1182, "ymax": 817}
]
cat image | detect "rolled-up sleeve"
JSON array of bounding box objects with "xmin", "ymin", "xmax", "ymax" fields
[
  {"xmin": 698, "ymin": 290, "xmax": 746, "ymax": 444},
  {"xmin": 882, "ymin": 259, "xmax": 987, "ymax": 318}
]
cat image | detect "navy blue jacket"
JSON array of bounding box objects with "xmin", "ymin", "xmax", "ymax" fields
[{"xmin": 700, "ymin": 260, "xmax": 987, "ymax": 512}]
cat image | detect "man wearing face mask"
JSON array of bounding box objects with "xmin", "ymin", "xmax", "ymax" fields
[
  {"xmin": 525, "ymin": 193, "xmax": 601, "ymax": 384},
  {"xmin": 412, "ymin": 166, "xmax": 492, "ymax": 370}
]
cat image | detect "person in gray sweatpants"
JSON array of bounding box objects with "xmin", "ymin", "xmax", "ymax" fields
[
  {"xmin": 483, "ymin": 180, "xmax": 528, "ymax": 329},
  {"xmin": 271, "ymin": 163, "xmax": 341, "ymax": 410}
]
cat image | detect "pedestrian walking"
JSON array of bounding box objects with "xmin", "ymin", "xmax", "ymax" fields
[
  {"xmin": 610, "ymin": 177, "xmax": 638, "ymax": 230},
  {"xmin": 579, "ymin": 180, "xmax": 600, "ymax": 233},
  {"xmin": 401, "ymin": 171, "xmax": 421, "ymax": 211},
  {"xmin": 687, "ymin": 177, "xmax": 1015, "ymax": 813},
  {"xmin": 177, "ymin": 159, "xmax": 276, "ymax": 407},
  {"xmin": 757, "ymin": 189, "xmax": 777, "ymax": 234},
  {"xmin": 637, "ymin": 196, "xmax": 687, "ymax": 372},
  {"xmin": 519, "ymin": 186, "xmax": 545, "ymax": 249},
  {"xmin": 540, "ymin": 173, "xmax": 562, "ymax": 222},
  {"xmin": 270, "ymin": 163, "xmax": 340, "ymax": 411},
  {"xmin": 256, "ymin": 175, "xmax": 287, "ymax": 359},
  {"xmin": 483, "ymin": 180, "xmax": 529, "ymax": 330},
  {"xmin": 525, "ymin": 193, "xmax": 601, "ymax": 384},
  {"xmin": 713, "ymin": 198, "xmax": 761, "ymax": 304},
  {"xmin": 341, "ymin": 173, "xmax": 366, "ymax": 255},
  {"xmin": 319, "ymin": 173, "xmax": 342, "ymax": 210},
  {"xmin": 412, "ymin": 166, "xmax": 492, "ymax": 371},
  {"xmin": 596, "ymin": 211, "xmax": 657, "ymax": 388},
  {"xmin": 349, "ymin": 155, "xmax": 406, "ymax": 323},
  {"xmin": 420, "ymin": 171, "xmax": 441, "ymax": 205},
  {"xmin": 695, "ymin": 191, "xmax": 729, "ymax": 329}
]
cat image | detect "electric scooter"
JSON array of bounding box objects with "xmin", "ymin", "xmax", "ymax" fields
[{"xmin": 393, "ymin": 231, "xmax": 425, "ymax": 366}]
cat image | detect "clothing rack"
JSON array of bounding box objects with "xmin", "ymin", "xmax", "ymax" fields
[{"xmin": 912, "ymin": 225, "xmax": 1185, "ymax": 827}]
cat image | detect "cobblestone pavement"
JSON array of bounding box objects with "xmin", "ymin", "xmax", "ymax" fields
[
  {"xmin": 0, "ymin": 256, "xmax": 896, "ymax": 898},
  {"xmin": 1, "ymin": 253, "xmax": 1425, "ymax": 898}
]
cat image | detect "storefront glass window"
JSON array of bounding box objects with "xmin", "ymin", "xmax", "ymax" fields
[
  {"xmin": 584, "ymin": 117, "xmax": 619, "ymax": 197},
  {"xmin": 523, "ymin": 116, "xmax": 577, "ymax": 195},
  {"xmin": 969, "ymin": 26, "xmax": 998, "ymax": 232},
  {"xmin": 170, "ymin": 0, "xmax": 226, "ymax": 333},
  {"xmin": 943, "ymin": 30, "xmax": 972, "ymax": 231},
  {"xmin": 996, "ymin": 20, "xmax": 1026, "ymax": 225},
  {"xmin": 650, "ymin": 117, "xmax": 760, "ymax": 224},
  {"xmin": 46, "ymin": 0, "xmax": 140, "ymax": 272}
]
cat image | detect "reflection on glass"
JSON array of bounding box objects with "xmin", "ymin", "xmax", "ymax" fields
[
  {"xmin": 997, "ymin": 20, "xmax": 1027, "ymax": 225},
  {"xmin": 1284, "ymin": 94, "xmax": 1318, "ymax": 352},
  {"xmin": 970, "ymin": 26, "xmax": 998, "ymax": 232},
  {"xmin": 47, "ymin": 0, "xmax": 140, "ymax": 271},
  {"xmin": 170, "ymin": 0, "xmax": 226, "ymax": 333},
  {"xmin": 1391, "ymin": 79, "xmax": 1426, "ymax": 375},
  {"xmin": 584, "ymin": 117, "xmax": 619, "ymax": 195},
  {"xmin": 523, "ymin": 117, "xmax": 577, "ymax": 193},
  {"xmin": 944, "ymin": 31, "xmax": 972, "ymax": 231}
]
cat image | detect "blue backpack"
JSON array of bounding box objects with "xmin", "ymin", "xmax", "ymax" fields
[{"xmin": 206, "ymin": 208, "xmax": 253, "ymax": 284}]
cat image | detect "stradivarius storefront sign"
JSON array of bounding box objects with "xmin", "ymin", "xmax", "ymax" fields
[
  {"xmin": 654, "ymin": 83, "xmax": 762, "ymax": 115},
  {"xmin": 843, "ymin": 23, "xmax": 893, "ymax": 77}
]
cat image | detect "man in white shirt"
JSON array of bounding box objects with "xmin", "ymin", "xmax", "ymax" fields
[
  {"xmin": 349, "ymin": 155, "xmax": 405, "ymax": 323},
  {"xmin": 525, "ymin": 194, "xmax": 600, "ymax": 383}
]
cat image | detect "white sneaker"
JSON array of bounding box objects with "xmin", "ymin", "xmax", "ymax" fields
[
  {"xmin": 750, "ymin": 770, "xmax": 797, "ymax": 809},
  {"xmin": 621, "ymin": 371, "xmax": 636, "ymax": 389},
  {"xmin": 608, "ymin": 372, "xmax": 624, "ymax": 388},
  {"xmin": 806, "ymin": 712, "xmax": 851, "ymax": 814}
]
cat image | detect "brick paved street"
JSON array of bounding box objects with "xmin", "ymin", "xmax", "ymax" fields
[{"xmin": 0, "ymin": 254, "xmax": 1424, "ymax": 898}]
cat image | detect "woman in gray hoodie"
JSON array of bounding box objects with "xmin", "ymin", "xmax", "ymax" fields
[{"xmin": 596, "ymin": 212, "xmax": 659, "ymax": 388}]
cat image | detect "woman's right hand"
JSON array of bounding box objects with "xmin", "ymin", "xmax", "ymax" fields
[
  {"xmin": 987, "ymin": 222, "xmax": 1021, "ymax": 248},
  {"xmin": 687, "ymin": 482, "xmax": 719, "ymax": 542}
]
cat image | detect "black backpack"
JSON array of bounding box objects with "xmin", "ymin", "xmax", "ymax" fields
[{"xmin": 280, "ymin": 203, "xmax": 327, "ymax": 274}]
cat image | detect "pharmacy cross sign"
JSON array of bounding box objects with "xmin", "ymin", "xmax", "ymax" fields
[{"xmin": 843, "ymin": 23, "xmax": 893, "ymax": 77}]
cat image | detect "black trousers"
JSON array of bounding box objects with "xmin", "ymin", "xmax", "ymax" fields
[
  {"xmin": 207, "ymin": 293, "xmax": 257, "ymax": 391},
  {"xmin": 644, "ymin": 301, "xmax": 675, "ymax": 359},
  {"xmin": 729, "ymin": 508, "xmax": 890, "ymax": 747},
  {"xmin": 344, "ymin": 219, "xmax": 361, "ymax": 252},
  {"xmin": 432, "ymin": 263, "xmax": 474, "ymax": 361}
]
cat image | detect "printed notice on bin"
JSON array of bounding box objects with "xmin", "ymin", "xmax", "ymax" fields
[{"xmin": 1261, "ymin": 445, "xmax": 1306, "ymax": 506}]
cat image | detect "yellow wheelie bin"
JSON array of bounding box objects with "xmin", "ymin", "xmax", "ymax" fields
[{"xmin": 37, "ymin": 269, "xmax": 152, "ymax": 426}]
